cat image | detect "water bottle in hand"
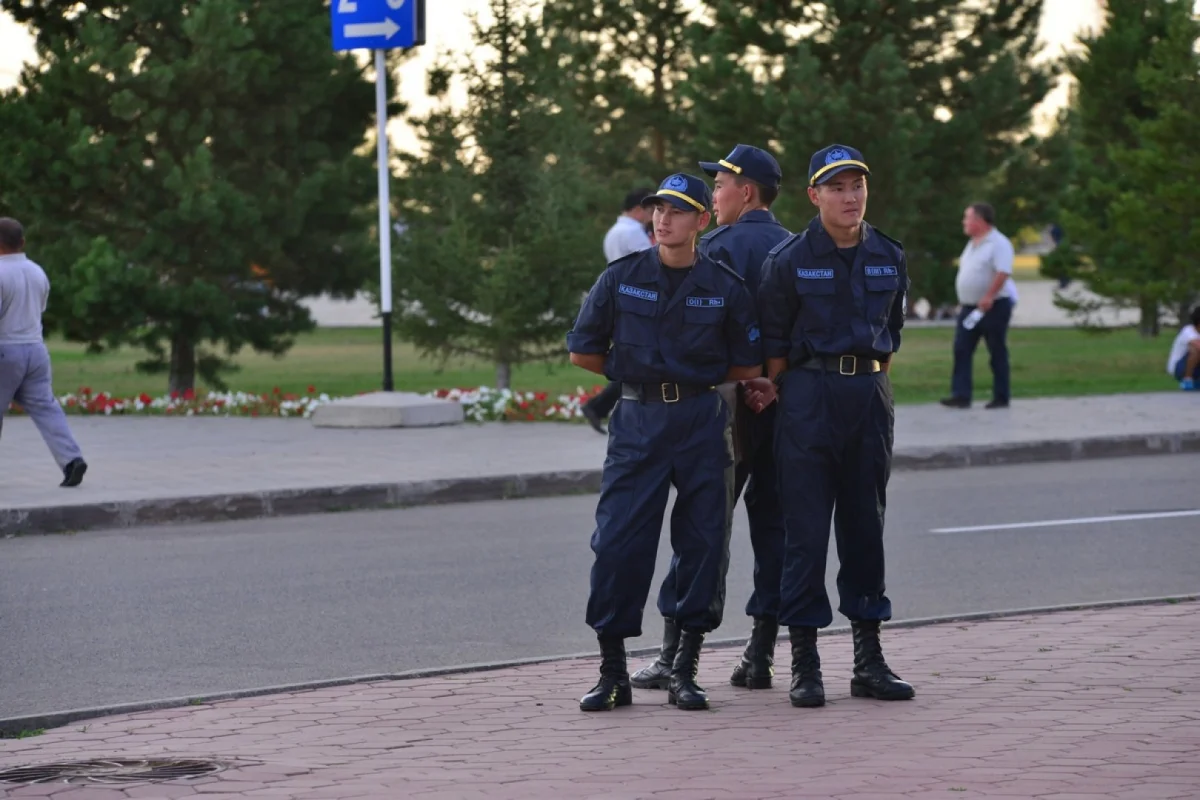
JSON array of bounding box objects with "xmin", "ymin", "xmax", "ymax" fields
[{"xmin": 962, "ymin": 308, "xmax": 985, "ymax": 330}]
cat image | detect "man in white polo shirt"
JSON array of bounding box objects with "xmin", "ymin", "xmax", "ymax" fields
[
  {"xmin": 0, "ymin": 217, "xmax": 88, "ymax": 486},
  {"xmin": 941, "ymin": 202, "xmax": 1015, "ymax": 410}
]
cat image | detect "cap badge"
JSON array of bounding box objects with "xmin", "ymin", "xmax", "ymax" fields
[{"xmin": 826, "ymin": 148, "xmax": 850, "ymax": 165}]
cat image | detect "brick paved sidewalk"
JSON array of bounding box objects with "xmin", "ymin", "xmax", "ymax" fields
[{"xmin": 1, "ymin": 601, "xmax": 1197, "ymax": 799}]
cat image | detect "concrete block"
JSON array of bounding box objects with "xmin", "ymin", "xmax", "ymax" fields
[{"xmin": 310, "ymin": 391, "xmax": 465, "ymax": 429}]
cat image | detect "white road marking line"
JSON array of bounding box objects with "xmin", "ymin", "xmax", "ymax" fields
[{"xmin": 929, "ymin": 509, "xmax": 1200, "ymax": 534}]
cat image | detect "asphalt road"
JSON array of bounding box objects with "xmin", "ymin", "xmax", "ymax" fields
[{"xmin": 2, "ymin": 454, "xmax": 1198, "ymax": 720}]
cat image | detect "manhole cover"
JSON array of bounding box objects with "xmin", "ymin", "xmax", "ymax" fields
[{"xmin": 0, "ymin": 758, "xmax": 228, "ymax": 785}]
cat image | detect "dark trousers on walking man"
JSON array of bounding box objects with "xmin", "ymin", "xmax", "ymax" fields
[{"xmin": 951, "ymin": 297, "xmax": 1012, "ymax": 407}]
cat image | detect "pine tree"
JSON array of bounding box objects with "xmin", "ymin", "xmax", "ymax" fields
[
  {"xmin": 1048, "ymin": 0, "xmax": 1198, "ymax": 333},
  {"xmin": 0, "ymin": 0, "xmax": 383, "ymax": 392},
  {"xmin": 391, "ymin": 0, "xmax": 607, "ymax": 389}
]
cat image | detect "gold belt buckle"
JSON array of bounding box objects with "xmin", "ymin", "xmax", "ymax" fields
[
  {"xmin": 661, "ymin": 383, "xmax": 680, "ymax": 403},
  {"xmin": 839, "ymin": 355, "xmax": 857, "ymax": 375}
]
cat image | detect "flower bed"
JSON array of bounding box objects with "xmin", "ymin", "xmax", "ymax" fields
[{"xmin": 5, "ymin": 385, "xmax": 606, "ymax": 422}]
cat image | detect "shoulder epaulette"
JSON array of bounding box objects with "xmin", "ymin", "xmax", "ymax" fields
[
  {"xmin": 700, "ymin": 224, "xmax": 730, "ymax": 242},
  {"xmin": 714, "ymin": 258, "xmax": 744, "ymax": 283},
  {"xmin": 768, "ymin": 230, "xmax": 806, "ymax": 258},
  {"xmin": 606, "ymin": 249, "xmax": 646, "ymax": 269},
  {"xmin": 873, "ymin": 227, "xmax": 904, "ymax": 251}
]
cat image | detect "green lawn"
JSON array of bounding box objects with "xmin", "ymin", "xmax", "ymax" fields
[{"xmin": 44, "ymin": 326, "xmax": 1172, "ymax": 405}]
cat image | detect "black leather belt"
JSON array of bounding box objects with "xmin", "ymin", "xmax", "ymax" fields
[
  {"xmin": 798, "ymin": 355, "xmax": 882, "ymax": 376},
  {"xmin": 621, "ymin": 382, "xmax": 715, "ymax": 403}
]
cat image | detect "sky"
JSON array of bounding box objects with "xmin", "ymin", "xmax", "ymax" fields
[{"xmin": 0, "ymin": 0, "xmax": 1106, "ymax": 151}]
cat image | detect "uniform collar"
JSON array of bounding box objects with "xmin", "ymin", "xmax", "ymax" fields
[
  {"xmin": 630, "ymin": 246, "xmax": 715, "ymax": 289},
  {"xmin": 805, "ymin": 217, "xmax": 885, "ymax": 257},
  {"xmin": 0, "ymin": 253, "xmax": 25, "ymax": 262},
  {"xmin": 735, "ymin": 209, "xmax": 778, "ymax": 226}
]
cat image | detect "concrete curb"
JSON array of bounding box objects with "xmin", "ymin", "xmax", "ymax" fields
[
  {"xmin": 1, "ymin": 594, "xmax": 1192, "ymax": 738},
  {"xmin": 3, "ymin": 430, "xmax": 1199, "ymax": 536}
]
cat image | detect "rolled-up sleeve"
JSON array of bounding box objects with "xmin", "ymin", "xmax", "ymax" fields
[
  {"xmin": 724, "ymin": 281, "xmax": 762, "ymax": 368},
  {"xmin": 889, "ymin": 253, "xmax": 910, "ymax": 353},
  {"xmin": 567, "ymin": 269, "xmax": 615, "ymax": 354},
  {"xmin": 756, "ymin": 251, "xmax": 797, "ymax": 360}
]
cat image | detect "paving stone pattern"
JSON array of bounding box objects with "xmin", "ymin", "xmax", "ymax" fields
[{"xmin": 0, "ymin": 601, "xmax": 1196, "ymax": 798}]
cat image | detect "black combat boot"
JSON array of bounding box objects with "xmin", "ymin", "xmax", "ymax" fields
[
  {"xmin": 667, "ymin": 630, "xmax": 709, "ymax": 710},
  {"xmin": 630, "ymin": 618, "xmax": 679, "ymax": 690},
  {"xmin": 850, "ymin": 620, "xmax": 915, "ymax": 701},
  {"xmin": 729, "ymin": 617, "xmax": 779, "ymax": 689},
  {"xmin": 788, "ymin": 626, "xmax": 825, "ymax": 708},
  {"xmin": 579, "ymin": 636, "xmax": 633, "ymax": 712}
]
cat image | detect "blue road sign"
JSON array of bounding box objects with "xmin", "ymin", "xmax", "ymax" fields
[{"xmin": 332, "ymin": 0, "xmax": 425, "ymax": 52}]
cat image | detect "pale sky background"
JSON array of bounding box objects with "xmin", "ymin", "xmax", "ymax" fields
[{"xmin": 1, "ymin": 0, "xmax": 1106, "ymax": 152}]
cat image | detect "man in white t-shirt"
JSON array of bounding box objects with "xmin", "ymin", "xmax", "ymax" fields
[
  {"xmin": 1166, "ymin": 307, "xmax": 1200, "ymax": 391},
  {"xmin": 941, "ymin": 202, "xmax": 1016, "ymax": 410},
  {"xmin": 584, "ymin": 188, "xmax": 656, "ymax": 433}
]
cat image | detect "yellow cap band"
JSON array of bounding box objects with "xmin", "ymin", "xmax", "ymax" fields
[
  {"xmin": 718, "ymin": 159, "xmax": 743, "ymax": 175},
  {"xmin": 655, "ymin": 189, "xmax": 706, "ymax": 212},
  {"xmin": 809, "ymin": 159, "xmax": 870, "ymax": 186}
]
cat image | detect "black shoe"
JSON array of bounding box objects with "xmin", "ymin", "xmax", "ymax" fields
[
  {"xmin": 60, "ymin": 458, "xmax": 87, "ymax": 488},
  {"xmin": 582, "ymin": 404, "xmax": 607, "ymax": 435},
  {"xmin": 787, "ymin": 626, "xmax": 825, "ymax": 707},
  {"xmin": 985, "ymin": 400, "xmax": 1009, "ymax": 409},
  {"xmin": 630, "ymin": 618, "xmax": 679, "ymax": 690},
  {"xmin": 730, "ymin": 617, "xmax": 778, "ymax": 689},
  {"xmin": 939, "ymin": 397, "xmax": 970, "ymax": 409},
  {"xmin": 580, "ymin": 636, "xmax": 632, "ymax": 711},
  {"xmin": 667, "ymin": 630, "xmax": 709, "ymax": 710},
  {"xmin": 850, "ymin": 620, "xmax": 915, "ymax": 701}
]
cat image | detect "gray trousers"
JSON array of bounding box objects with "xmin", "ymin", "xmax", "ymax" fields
[{"xmin": 0, "ymin": 342, "xmax": 83, "ymax": 469}]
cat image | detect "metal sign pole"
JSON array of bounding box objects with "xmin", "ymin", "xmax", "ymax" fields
[{"xmin": 375, "ymin": 47, "xmax": 394, "ymax": 393}]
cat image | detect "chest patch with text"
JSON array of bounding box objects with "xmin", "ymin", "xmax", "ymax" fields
[
  {"xmin": 618, "ymin": 284, "xmax": 658, "ymax": 302},
  {"xmin": 797, "ymin": 268, "xmax": 835, "ymax": 280},
  {"xmin": 865, "ymin": 266, "xmax": 898, "ymax": 277},
  {"xmin": 686, "ymin": 297, "xmax": 725, "ymax": 308}
]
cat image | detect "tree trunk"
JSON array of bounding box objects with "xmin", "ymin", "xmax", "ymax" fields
[
  {"xmin": 495, "ymin": 361, "xmax": 512, "ymax": 391},
  {"xmin": 169, "ymin": 336, "xmax": 196, "ymax": 395},
  {"xmin": 1137, "ymin": 297, "xmax": 1160, "ymax": 338}
]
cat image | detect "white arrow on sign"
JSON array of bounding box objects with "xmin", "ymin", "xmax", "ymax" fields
[{"xmin": 344, "ymin": 17, "xmax": 400, "ymax": 40}]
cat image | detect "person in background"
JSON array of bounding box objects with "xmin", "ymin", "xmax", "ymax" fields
[
  {"xmin": 941, "ymin": 202, "xmax": 1015, "ymax": 410},
  {"xmin": 0, "ymin": 217, "xmax": 88, "ymax": 487},
  {"xmin": 1166, "ymin": 306, "xmax": 1200, "ymax": 391},
  {"xmin": 582, "ymin": 188, "xmax": 656, "ymax": 434}
]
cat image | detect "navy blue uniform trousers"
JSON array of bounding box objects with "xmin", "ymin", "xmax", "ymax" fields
[
  {"xmin": 775, "ymin": 367, "xmax": 894, "ymax": 628},
  {"xmin": 655, "ymin": 402, "xmax": 784, "ymax": 622},
  {"xmin": 586, "ymin": 392, "xmax": 734, "ymax": 639}
]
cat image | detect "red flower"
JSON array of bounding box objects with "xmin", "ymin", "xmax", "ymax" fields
[
  {"xmin": 307, "ymin": 385, "xmax": 316, "ymax": 393},
  {"xmin": 272, "ymin": 386, "xmax": 281, "ymax": 395},
  {"xmin": 526, "ymin": 413, "xmax": 534, "ymax": 420},
  {"xmin": 80, "ymin": 387, "xmax": 92, "ymax": 396},
  {"xmin": 139, "ymin": 392, "xmax": 152, "ymax": 404},
  {"xmin": 534, "ymin": 392, "xmax": 547, "ymax": 401},
  {"xmin": 183, "ymin": 388, "xmax": 195, "ymax": 401},
  {"xmin": 170, "ymin": 390, "xmax": 179, "ymax": 400},
  {"xmin": 519, "ymin": 401, "xmax": 530, "ymax": 410}
]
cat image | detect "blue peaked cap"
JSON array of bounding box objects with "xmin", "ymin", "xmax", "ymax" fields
[
  {"xmin": 699, "ymin": 144, "xmax": 782, "ymax": 189},
  {"xmin": 642, "ymin": 173, "xmax": 713, "ymax": 213}
]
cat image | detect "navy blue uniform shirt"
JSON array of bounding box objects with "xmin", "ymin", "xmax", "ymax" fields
[
  {"xmin": 568, "ymin": 246, "xmax": 762, "ymax": 386},
  {"xmin": 698, "ymin": 210, "xmax": 791, "ymax": 298},
  {"xmin": 758, "ymin": 217, "xmax": 909, "ymax": 366}
]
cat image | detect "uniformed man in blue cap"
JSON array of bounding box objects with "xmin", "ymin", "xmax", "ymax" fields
[
  {"xmin": 630, "ymin": 145, "xmax": 791, "ymax": 693},
  {"xmin": 751, "ymin": 144, "xmax": 915, "ymax": 708},
  {"xmin": 568, "ymin": 172, "xmax": 769, "ymax": 712}
]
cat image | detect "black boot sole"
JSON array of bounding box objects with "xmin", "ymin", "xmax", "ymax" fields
[
  {"xmin": 789, "ymin": 693, "xmax": 825, "ymax": 708},
  {"xmin": 630, "ymin": 672, "xmax": 671, "ymax": 690},
  {"xmin": 667, "ymin": 691, "xmax": 709, "ymax": 710},
  {"xmin": 60, "ymin": 459, "xmax": 87, "ymax": 488},
  {"xmin": 729, "ymin": 662, "xmax": 747, "ymax": 687},
  {"xmin": 744, "ymin": 674, "xmax": 773, "ymax": 690},
  {"xmin": 580, "ymin": 687, "xmax": 633, "ymax": 712},
  {"xmin": 850, "ymin": 679, "xmax": 915, "ymax": 701}
]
